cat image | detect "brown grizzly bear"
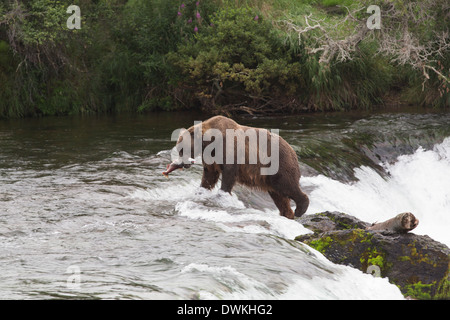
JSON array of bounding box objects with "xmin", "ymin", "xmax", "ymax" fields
[{"xmin": 163, "ymin": 116, "xmax": 309, "ymax": 219}]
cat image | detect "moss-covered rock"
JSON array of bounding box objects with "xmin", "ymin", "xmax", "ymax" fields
[{"xmin": 296, "ymin": 212, "xmax": 450, "ymax": 300}]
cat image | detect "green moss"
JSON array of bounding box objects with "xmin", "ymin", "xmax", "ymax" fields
[
  {"xmin": 404, "ymin": 241, "xmax": 436, "ymax": 266},
  {"xmin": 317, "ymin": 212, "xmax": 363, "ymax": 230},
  {"xmin": 398, "ymin": 255, "xmax": 411, "ymax": 262},
  {"xmin": 337, "ymin": 220, "xmax": 360, "ymax": 230},
  {"xmin": 308, "ymin": 236, "xmax": 333, "ymax": 254},
  {"xmin": 404, "ymin": 282, "xmax": 435, "ymax": 300},
  {"xmin": 368, "ymin": 255, "xmax": 385, "ymax": 269},
  {"xmin": 435, "ymin": 278, "xmax": 450, "ymax": 299},
  {"xmin": 360, "ymin": 247, "xmax": 386, "ymax": 269},
  {"xmin": 336, "ymin": 229, "xmax": 373, "ymax": 247},
  {"xmin": 358, "ymin": 230, "xmax": 373, "ymax": 243}
]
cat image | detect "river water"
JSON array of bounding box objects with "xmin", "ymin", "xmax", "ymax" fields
[{"xmin": 1, "ymin": 108, "xmax": 449, "ymax": 299}]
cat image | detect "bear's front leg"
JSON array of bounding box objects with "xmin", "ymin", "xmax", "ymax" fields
[
  {"xmin": 268, "ymin": 191, "xmax": 295, "ymax": 219},
  {"xmin": 200, "ymin": 165, "xmax": 220, "ymax": 190},
  {"xmin": 220, "ymin": 164, "xmax": 237, "ymax": 193}
]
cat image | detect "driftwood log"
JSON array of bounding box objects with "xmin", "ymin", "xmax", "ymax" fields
[{"xmin": 366, "ymin": 212, "xmax": 419, "ymax": 233}]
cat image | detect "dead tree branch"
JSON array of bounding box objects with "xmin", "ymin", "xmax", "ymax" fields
[
  {"xmin": 280, "ymin": 0, "xmax": 450, "ymax": 85},
  {"xmin": 281, "ymin": 6, "xmax": 368, "ymax": 64}
]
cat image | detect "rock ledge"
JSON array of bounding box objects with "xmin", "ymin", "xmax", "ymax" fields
[{"xmin": 296, "ymin": 211, "xmax": 450, "ymax": 299}]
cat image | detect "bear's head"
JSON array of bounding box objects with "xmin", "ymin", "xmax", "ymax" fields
[{"xmin": 163, "ymin": 126, "xmax": 200, "ymax": 177}]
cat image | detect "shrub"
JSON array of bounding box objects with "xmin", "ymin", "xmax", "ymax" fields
[{"xmin": 168, "ymin": 6, "xmax": 304, "ymax": 113}]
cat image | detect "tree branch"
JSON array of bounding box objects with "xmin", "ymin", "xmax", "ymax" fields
[{"xmin": 280, "ymin": 0, "xmax": 449, "ymax": 86}]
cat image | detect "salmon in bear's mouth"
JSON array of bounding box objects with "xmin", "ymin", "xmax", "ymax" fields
[{"xmin": 162, "ymin": 158, "xmax": 195, "ymax": 178}]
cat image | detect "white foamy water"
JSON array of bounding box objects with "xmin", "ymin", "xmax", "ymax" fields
[
  {"xmin": 129, "ymin": 175, "xmax": 404, "ymax": 300},
  {"xmin": 303, "ymin": 137, "xmax": 450, "ymax": 247},
  {"xmin": 131, "ymin": 182, "xmax": 311, "ymax": 240},
  {"xmin": 179, "ymin": 262, "xmax": 402, "ymax": 300}
]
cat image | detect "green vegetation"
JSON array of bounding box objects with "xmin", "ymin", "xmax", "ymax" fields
[
  {"xmin": 404, "ymin": 281, "xmax": 434, "ymax": 300},
  {"xmin": 308, "ymin": 236, "xmax": 333, "ymax": 253},
  {"xmin": 0, "ymin": 0, "xmax": 448, "ymax": 118},
  {"xmin": 360, "ymin": 247, "xmax": 387, "ymax": 270}
]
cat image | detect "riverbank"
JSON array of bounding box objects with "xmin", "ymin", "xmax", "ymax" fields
[{"xmin": 1, "ymin": 0, "xmax": 448, "ymax": 118}]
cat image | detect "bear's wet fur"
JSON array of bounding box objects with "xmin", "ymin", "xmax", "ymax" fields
[{"xmin": 176, "ymin": 116, "xmax": 309, "ymax": 219}]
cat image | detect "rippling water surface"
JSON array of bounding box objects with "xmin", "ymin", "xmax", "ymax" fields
[{"xmin": 1, "ymin": 109, "xmax": 449, "ymax": 299}]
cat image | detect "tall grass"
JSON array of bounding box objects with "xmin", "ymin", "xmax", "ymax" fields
[{"xmin": 298, "ymin": 40, "xmax": 395, "ymax": 111}]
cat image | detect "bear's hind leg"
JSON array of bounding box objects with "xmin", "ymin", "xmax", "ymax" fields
[{"xmin": 268, "ymin": 191, "xmax": 295, "ymax": 219}]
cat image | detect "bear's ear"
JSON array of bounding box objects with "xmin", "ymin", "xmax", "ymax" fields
[{"xmin": 186, "ymin": 126, "xmax": 196, "ymax": 139}]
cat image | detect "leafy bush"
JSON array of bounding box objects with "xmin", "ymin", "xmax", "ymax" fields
[
  {"xmin": 168, "ymin": 6, "xmax": 303, "ymax": 113},
  {"xmin": 124, "ymin": 0, "xmax": 219, "ymax": 111}
]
